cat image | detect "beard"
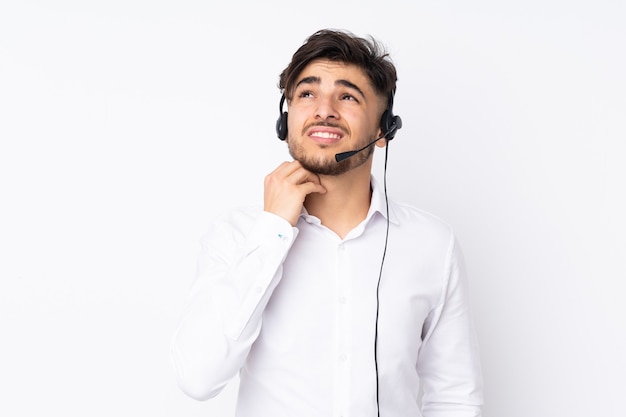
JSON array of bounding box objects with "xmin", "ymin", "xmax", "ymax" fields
[{"xmin": 287, "ymin": 138, "xmax": 375, "ymax": 176}]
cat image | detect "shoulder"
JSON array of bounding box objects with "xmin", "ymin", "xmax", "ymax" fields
[
  {"xmin": 385, "ymin": 199, "xmax": 459, "ymax": 260},
  {"xmin": 385, "ymin": 200, "xmax": 463, "ymax": 276},
  {"xmin": 371, "ymin": 173, "xmax": 452, "ymax": 239},
  {"xmin": 389, "ymin": 200, "xmax": 454, "ymax": 238}
]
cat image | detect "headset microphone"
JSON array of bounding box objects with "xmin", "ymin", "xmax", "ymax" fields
[{"xmin": 334, "ymin": 134, "xmax": 386, "ymax": 162}]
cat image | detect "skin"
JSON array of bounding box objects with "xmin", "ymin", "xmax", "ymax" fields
[{"xmin": 264, "ymin": 59, "xmax": 388, "ymax": 239}]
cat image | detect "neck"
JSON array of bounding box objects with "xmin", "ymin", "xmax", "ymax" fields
[{"xmin": 304, "ymin": 164, "xmax": 373, "ymax": 239}]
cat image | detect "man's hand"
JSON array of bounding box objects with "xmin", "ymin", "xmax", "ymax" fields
[{"xmin": 264, "ymin": 161, "xmax": 327, "ymax": 226}]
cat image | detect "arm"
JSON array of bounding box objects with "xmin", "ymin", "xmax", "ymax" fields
[
  {"xmin": 170, "ymin": 160, "xmax": 326, "ymax": 401},
  {"xmin": 418, "ymin": 235, "xmax": 483, "ymax": 417},
  {"xmin": 170, "ymin": 210, "xmax": 297, "ymax": 401}
]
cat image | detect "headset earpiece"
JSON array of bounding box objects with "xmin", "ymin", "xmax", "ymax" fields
[
  {"xmin": 276, "ymin": 95, "xmax": 288, "ymax": 141},
  {"xmin": 380, "ymin": 91, "xmax": 402, "ymax": 141}
]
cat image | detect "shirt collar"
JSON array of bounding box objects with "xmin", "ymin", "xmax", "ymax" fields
[
  {"xmin": 300, "ymin": 175, "xmax": 400, "ymax": 226},
  {"xmin": 368, "ymin": 174, "xmax": 400, "ymax": 226}
]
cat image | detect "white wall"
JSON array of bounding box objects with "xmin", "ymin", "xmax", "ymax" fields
[{"xmin": 1, "ymin": 1, "xmax": 624, "ymax": 416}]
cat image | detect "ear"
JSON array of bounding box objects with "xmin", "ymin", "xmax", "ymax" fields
[{"xmin": 375, "ymin": 137, "xmax": 388, "ymax": 148}]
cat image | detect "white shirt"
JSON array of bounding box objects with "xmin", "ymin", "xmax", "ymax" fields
[{"xmin": 171, "ymin": 176, "xmax": 483, "ymax": 417}]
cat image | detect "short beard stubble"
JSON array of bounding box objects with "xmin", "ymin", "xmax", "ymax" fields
[{"xmin": 287, "ymin": 138, "xmax": 375, "ymax": 176}]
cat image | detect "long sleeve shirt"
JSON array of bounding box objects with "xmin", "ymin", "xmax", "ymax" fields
[{"xmin": 170, "ymin": 176, "xmax": 483, "ymax": 417}]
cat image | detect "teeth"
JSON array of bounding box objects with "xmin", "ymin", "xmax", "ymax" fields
[{"xmin": 311, "ymin": 131, "xmax": 340, "ymax": 139}]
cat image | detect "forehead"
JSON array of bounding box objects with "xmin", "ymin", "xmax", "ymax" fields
[{"xmin": 294, "ymin": 59, "xmax": 375, "ymax": 93}]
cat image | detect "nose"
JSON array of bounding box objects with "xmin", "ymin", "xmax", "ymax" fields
[{"xmin": 315, "ymin": 95, "xmax": 339, "ymax": 121}]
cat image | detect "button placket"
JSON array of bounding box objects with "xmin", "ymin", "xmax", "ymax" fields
[{"xmin": 335, "ymin": 242, "xmax": 351, "ymax": 417}]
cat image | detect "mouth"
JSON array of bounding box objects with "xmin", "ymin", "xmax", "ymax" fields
[{"xmin": 307, "ymin": 126, "xmax": 344, "ymax": 144}]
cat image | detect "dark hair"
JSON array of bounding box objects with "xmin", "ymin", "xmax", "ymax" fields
[{"xmin": 279, "ymin": 29, "xmax": 398, "ymax": 101}]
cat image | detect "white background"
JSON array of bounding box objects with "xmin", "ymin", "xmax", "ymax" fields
[{"xmin": 1, "ymin": 1, "xmax": 624, "ymax": 416}]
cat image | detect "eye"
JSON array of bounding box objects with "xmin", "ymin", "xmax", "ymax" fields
[
  {"xmin": 297, "ymin": 90, "xmax": 314, "ymax": 99},
  {"xmin": 340, "ymin": 93, "xmax": 358, "ymax": 102}
]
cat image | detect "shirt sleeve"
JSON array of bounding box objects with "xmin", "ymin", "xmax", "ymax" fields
[
  {"xmin": 170, "ymin": 209, "xmax": 297, "ymax": 401},
  {"xmin": 417, "ymin": 234, "xmax": 484, "ymax": 417}
]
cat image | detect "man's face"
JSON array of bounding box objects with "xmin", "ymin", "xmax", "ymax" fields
[{"xmin": 286, "ymin": 59, "xmax": 384, "ymax": 176}]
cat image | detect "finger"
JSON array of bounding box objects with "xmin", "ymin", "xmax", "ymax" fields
[
  {"xmin": 264, "ymin": 161, "xmax": 297, "ymax": 188},
  {"xmin": 299, "ymin": 181, "xmax": 327, "ymax": 196},
  {"xmin": 287, "ymin": 167, "xmax": 322, "ymax": 186},
  {"xmin": 269, "ymin": 160, "xmax": 302, "ymax": 178}
]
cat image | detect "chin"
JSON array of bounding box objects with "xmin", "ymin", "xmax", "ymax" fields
[
  {"xmin": 289, "ymin": 146, "xmax": 373, "ymax": 176},
  {"xmin": 301, "ymin": 159, "xmax": 350, "ymax": 176}
]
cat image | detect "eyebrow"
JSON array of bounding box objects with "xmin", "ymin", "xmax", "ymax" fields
[{"xmin": 294, "ymin": 76, "xmax": 366, "ymax": 99}]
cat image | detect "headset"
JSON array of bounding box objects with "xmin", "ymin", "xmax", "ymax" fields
[{"xmin": 276, "ymin": 91, "xmax": 402, "ymax": 142}]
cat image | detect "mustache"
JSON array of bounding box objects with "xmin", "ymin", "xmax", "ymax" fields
[{"xmin": 302, "ymin": 121, "xmax": 348, "ymax": 134}]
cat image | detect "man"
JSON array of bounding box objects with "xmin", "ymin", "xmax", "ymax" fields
[{"xmin": 171, "ymin": 29, "xmax": 483, "ymax": 416}]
